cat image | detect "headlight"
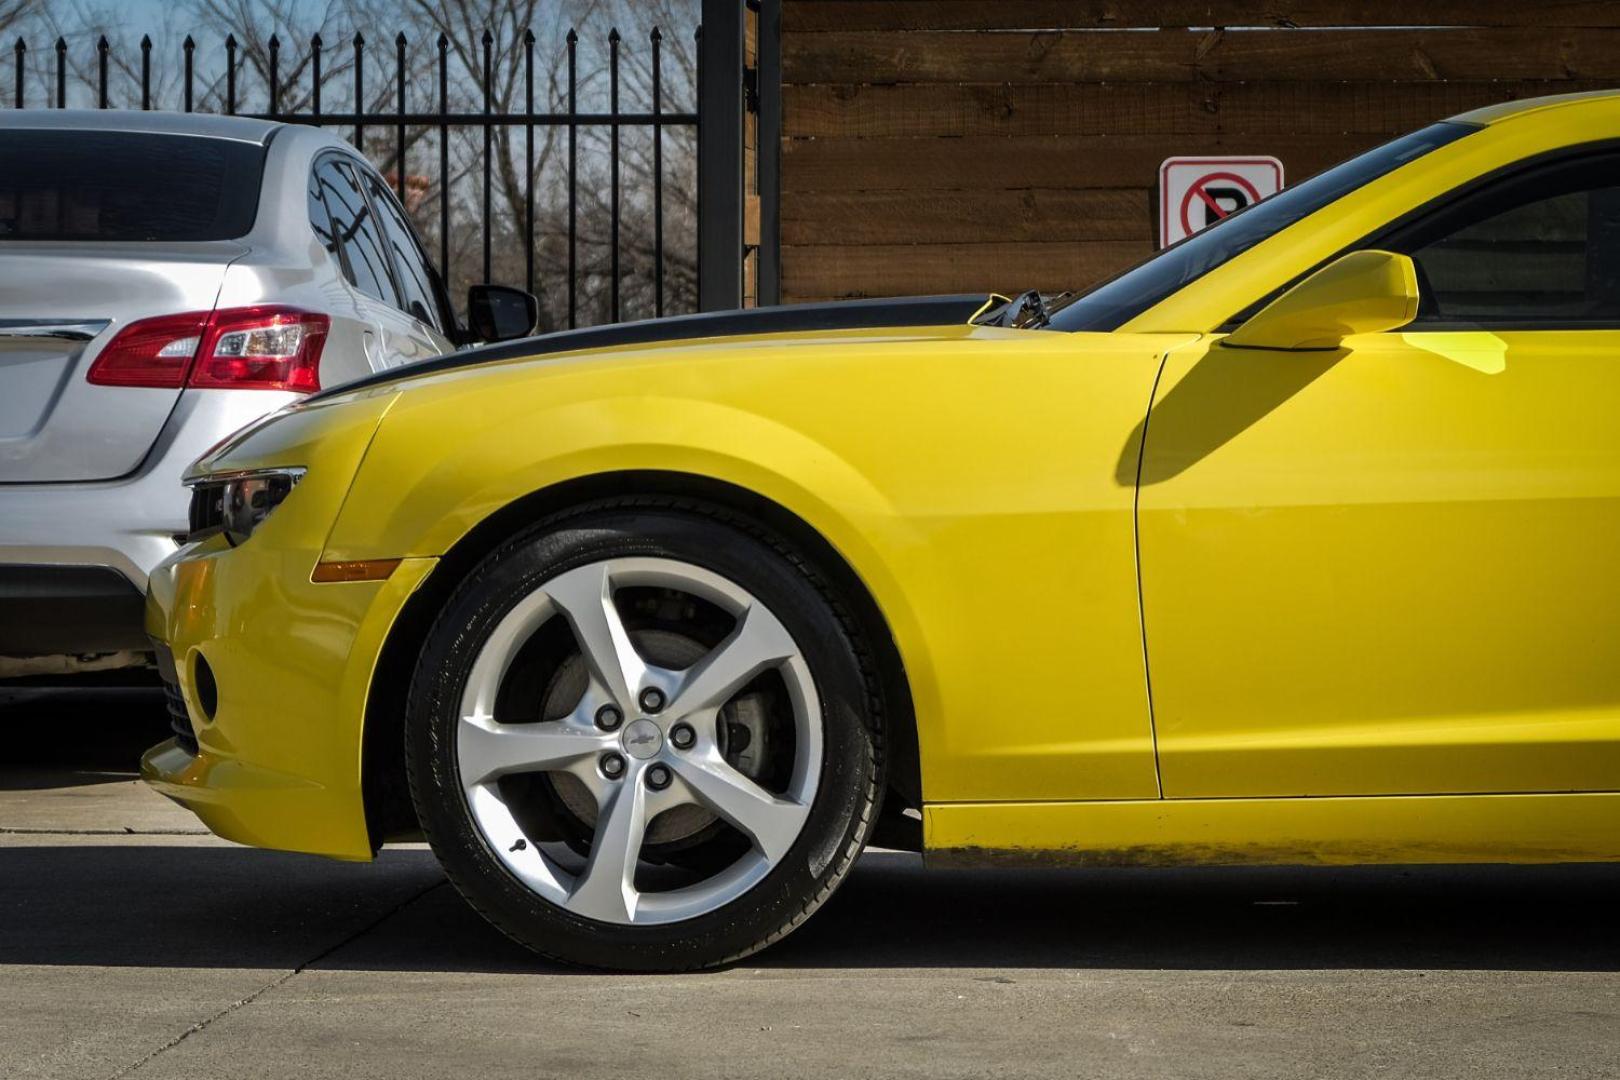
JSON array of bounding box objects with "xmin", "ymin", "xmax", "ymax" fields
[{"xmin": 185, "ymin": 467, "xmax": 306, "ymax": 545}]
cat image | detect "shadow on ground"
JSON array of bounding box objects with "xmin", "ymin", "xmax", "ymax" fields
[
  {"xmin": 5, "ymin": 687, "xmax": 1619, "ymax": 976},
  {"xmin": 3, "ymin": 686, "xmax": 169, "ymax": 780},
  {"xmin": 3, "ymin": 842, "xmax": 1618, "ymax": 975}
]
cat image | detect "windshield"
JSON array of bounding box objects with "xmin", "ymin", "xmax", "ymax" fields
[{"xmin": 1045, "ymin": 121, "xmax": 1479, "ymax": 332}]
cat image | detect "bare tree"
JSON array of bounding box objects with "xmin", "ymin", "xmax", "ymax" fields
[
  {"xmin": 17, "ymin": 0, "xmax": 701, "ymax": 328},
  {"xmin": 0, "ymin": 0, "xmax": 37, "ymax": 35}
]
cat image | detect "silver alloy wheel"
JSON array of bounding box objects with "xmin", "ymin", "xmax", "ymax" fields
[{"xmin": 455, "ymin": 556, "xmax": 823, "ymax": 926}]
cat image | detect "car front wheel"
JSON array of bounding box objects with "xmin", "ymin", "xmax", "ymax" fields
[{"xmin": 405, "ymin": 504, "xmax": 883, "ymax": 970}]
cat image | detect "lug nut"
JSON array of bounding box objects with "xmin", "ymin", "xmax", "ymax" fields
[
  {"xmin": 600, "ymin": 752, "xmax": 626, "ymax": 779},
  {"xmin": 646, "ymin": 764, "xmax": 672, "ymax": 790},
  {"xmin": 639, "ymin": 687, "xmax": 666, "ymax": 713},
  {"xmin": 595, "ymin": 704, "xmax": 623, "ymax": 731},
  {"xmin": 669, "ymin": 722, "xmax": 696, "ymax": 750}
]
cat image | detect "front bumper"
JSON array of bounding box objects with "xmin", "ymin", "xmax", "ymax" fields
[
  {"xmin": 140, "ymin": 539, "xmax": 436, "ymax": 860},
  {"xmin": 139, "ymin": 387, "xmax": 426, "ymax": 861}
]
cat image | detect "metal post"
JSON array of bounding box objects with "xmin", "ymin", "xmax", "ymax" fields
[
  {"xmin": 697, "ymin": 0, "xmax": 744, "ymax": 311},
  {"xmin": 351, "ymin": 32, "xmax": 363, "ymax": 149},
  {"xmin": 437, "ymin": 34, "xmax": 449, "ymax": 298},
  {"xmin": 480, "ymin": 28, "xmax": 492, "ymax": 286},
  {"xmin": 756, "ymin": 0, "xmax": 782, "ymax": 306},
  {"xmin": 652, "ymin": 26, "xmax": 665, "ymax": 318},
  {"xmin": 395, "ymin": 33, "xmax": 406, "ymax": 196},
  {"xmin": 609, "ymin": 27, "xmax": 621, "ymax": 322},
  {"xmin": 96, "ymin": 35, "xmax": 108, "ymax": 108},
  {"xmin": 566, "ymin": 28, "xmax": 578, "ymax": 328},
  {"xmin": 225, "ymin": 34, "xmax": 236, "ymax": 114},
  {"xmin": 523, "ymin": 28, "xmax": 535, "ymax": 299},
  {"xmin": 268, "ymin": 34, "xmax": 279, "ymax": 117}
]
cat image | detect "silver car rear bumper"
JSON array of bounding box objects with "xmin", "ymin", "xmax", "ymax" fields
[{"xmin": 0, "ymin": 388, "xmax": 298, "ymax": 658}]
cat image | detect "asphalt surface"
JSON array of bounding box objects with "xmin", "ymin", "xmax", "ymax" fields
[{"xmin": 4, "ymin": 686, "xmax": 1620, "ymax": 1079}]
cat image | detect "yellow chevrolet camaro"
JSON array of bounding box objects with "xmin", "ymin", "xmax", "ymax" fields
[{"xmin": 145, "ymin": 91, "xmax": 1620, "ymax": 969}]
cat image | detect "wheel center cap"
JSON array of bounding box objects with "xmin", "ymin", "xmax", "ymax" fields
[{"xmin": 621, "ymin": 718, "xmax": 663, "ymax": 760}]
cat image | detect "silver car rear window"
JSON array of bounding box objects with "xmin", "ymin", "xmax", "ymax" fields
[{"xmin": 0, "ymin": 131, "xmax": 266, "ymax": 242}]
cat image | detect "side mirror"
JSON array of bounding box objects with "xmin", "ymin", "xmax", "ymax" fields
[
  {"xmin": 466, "ymin": 284, "xmax": 539, "ymax": 344},
  {"xmin": 1224, "ymin": 249, "xmax": 1419, "ymax": 351}
]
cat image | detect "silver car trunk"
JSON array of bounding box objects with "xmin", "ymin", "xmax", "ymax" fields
[{"xmin": 0, "ymin": 242, "xmax": 243, "ymax": 482}]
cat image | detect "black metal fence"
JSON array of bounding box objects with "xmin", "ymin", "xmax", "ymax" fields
[{"xmin": 2, "ymin": 8, "xmax": 767, "ymax": 327}]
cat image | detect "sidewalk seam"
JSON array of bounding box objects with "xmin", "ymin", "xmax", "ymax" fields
[{"xmin": 104, "ymin": 877, "xmax": 447, "ymax": 1079}]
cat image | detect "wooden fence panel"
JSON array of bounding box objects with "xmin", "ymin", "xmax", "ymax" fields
[{"xmin": 779, "ymin": 2, "xmax": 1619, "ymax": 302}]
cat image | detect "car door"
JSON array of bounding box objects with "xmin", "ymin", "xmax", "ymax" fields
[{"xmin": 1139, "ymin": 147, "xmax": 1620, "ymax": 799}]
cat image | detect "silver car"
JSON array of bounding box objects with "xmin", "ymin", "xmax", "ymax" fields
[{"xmin": 0, "ymin": 110, "xmax": 536, "ymax": 677}]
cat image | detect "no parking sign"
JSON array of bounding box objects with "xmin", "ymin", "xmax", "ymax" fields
[{"xmin": 1158, "ymin": 156, "xmax": 1284, "ymax": 248}]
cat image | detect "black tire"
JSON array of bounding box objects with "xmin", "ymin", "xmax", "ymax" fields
[{"xmin": 404, "ymin": 501, "xmax": 883, "ymax": 971}]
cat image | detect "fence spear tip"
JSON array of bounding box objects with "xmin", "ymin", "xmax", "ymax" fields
[
  {"xmin": 225, "ymin": 33, "xmax": 236, "ymax": 48},
  {"xmin": 312, "ymin": 32, "xmax": 322, "ymax": 48},
  {"xmin": 140, "ymin": 34, "xmax": 151, "ymax": 48},
  {"xmin": 609, "ymin": 26, "xmax": 621, "ymax": 43},
  {"xmin": 14, "ymin": 37, "xmax": 25, "ymax": 53},
  {"xmin": 353, "ymin": 31, "xmax": 365, "ymax": 47},
  {"xmin": 566, "ymin": 27, "xmax": 578, "ymax": 44},
  {"xmin": 182, "ymin": 34, "xmax": 194, "ymax": 50},
  {"xmin": 651, "ymin": 26, "xmax": 662, "ymax": 42},
  {"xmin": 97, "ymin": 34, "xmax": 108, "ymax": 49},
  {"xmin": 436, "ymin": 31, "xmax": 448, "ymax": 49},
  {"xmin": 269, "ymin": 33, "xmax": 280, "ymax": 48},
  {"xmin": 54, "ymin": 36, "xmax": 66, "ymax": 50},
  {"xmin": 522, "ymin": 27, "xmax": 535, "ymax": 45},
  {"xmin": 396, "ymin": 31, "xmax": 407, "ymax": 46},
  {"xmin": 481, "ymin": 27, "xmax": 493, "ymax": 44}
]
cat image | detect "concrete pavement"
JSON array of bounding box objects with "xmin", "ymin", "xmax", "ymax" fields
[{"xmin": 5, "ymin": 686, "xmax": 1620, "ymax": 1079}]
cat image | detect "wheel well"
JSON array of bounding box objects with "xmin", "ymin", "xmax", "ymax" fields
[{"xmin": 360, "ymin": 470, "xmax": 922, "ymax": 850}]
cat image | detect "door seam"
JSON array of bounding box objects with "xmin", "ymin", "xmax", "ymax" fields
[{"xmin": 1133, "ymin": 347, "xmax": 1173, "ymax": 800}]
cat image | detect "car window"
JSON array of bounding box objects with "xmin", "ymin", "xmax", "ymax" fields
[
  {"xmin": 307, "ymin": 168, "xmax": 342, "ymax": 268},
  {"xmin": 313, "ymin": 158, "xmax": 400, "ymax": 308},
  {"xmin": 1046, "ymin": 122, "xmax": 1477, "ymax": 333},
  {"xmin": 0, "ymin": 130, "xmax": 265, "ymax": 241},
  {"xmin": 1383, "ymin": 152, "xmax": 1620, "ymax": 327},
  {"xmin": 359, "ymin": 169, "xmax": 442, "ymax": 332}
]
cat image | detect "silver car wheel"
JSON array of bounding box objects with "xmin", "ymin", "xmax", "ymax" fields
[{"xmin": 455, "ymin": 556, "xmax": 823, "ymax": 926}]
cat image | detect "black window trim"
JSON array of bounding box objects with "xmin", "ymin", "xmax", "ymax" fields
[{"xmin": 1220, "ymin": 137, "xmax": 1620, "ymax": 334}]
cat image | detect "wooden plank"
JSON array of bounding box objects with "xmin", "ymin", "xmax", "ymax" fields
[
  {"xmin": 784, "ymin": 27, "xmax": 1620, "ymax": 85},
  {"xmin": 783, "ymin": 1, "xmax": 1620, "ymax": 32},
  {"xmin": 784, "ymin": 80, "xmax": 1605, "ymax": 138},
  {"xmin": 745, "ymin": 194, "xmax": 762, "ymax": 246},
  {"xmin": 786, "ymin": 82, "xmax": 1218, "ymax": 137},
  {"xmin": 781, "ymin": 241, "xmax": 1151, "ymax": 299},
  {"xmin": 782, "ymin": 188, "xmax": 1151, "ymax": 244},
  {"xmin": 782, "ymin": 133, "xmax": 1382, "ymax": 192}
]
